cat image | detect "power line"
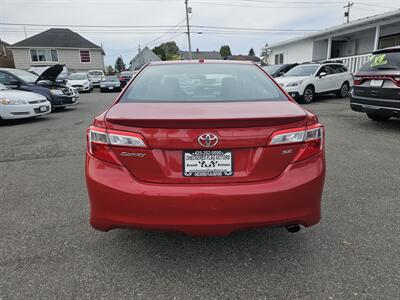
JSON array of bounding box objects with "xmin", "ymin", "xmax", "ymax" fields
[{"xmin": 0, "ymin": 22, "xmax": 317, "ymax": 32}]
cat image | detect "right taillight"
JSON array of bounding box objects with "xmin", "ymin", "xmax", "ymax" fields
[
  {"xmin": 268, "ymin": 124, "xmax": 324, "ymax": 162},
  {"xmin": 87, "ymin": 126, "xmax": 147, "ymax": 165},
  {"xmin": 353, "ymin": 76, "xmax": 363, "ymax": 86}
]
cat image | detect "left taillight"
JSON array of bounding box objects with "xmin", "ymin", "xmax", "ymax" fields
[
  {"xmin": 268, "ymin": 124, "xmax": 324, "ymax": 162},
  {"xmin": 87, "ymin": 126, "xmax": 146, "ymax": 165}
]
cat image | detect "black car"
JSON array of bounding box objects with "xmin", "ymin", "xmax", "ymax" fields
[
  {"xmin": 100, "ymin": 76, "xmax": 122, "ymax": 92},
  {"xmin": 118, "ymin": 71, "xmax": 134, "ymax": 87},
  {"xmin": 0, "ymin": 65, "xmax": 77, "ymax": 109},
  {"xmin": 350, "ymin": 47, "xmax": 400, "ymax": 121},
  {"xmin": 263, "ymin": 64, "xmax": 298, "ymax": 78}
]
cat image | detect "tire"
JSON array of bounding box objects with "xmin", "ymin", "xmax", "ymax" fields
[
  {"xmin": 301, "ymin": 86, "xmax": 315, "ymax": 104},
  {"xmin": 367, "ymin": 113, "xmax": 390, "ymax": 122},
  {"xmin": 337, "ymin": 82, "xmax": 350, "ymax": 98}
]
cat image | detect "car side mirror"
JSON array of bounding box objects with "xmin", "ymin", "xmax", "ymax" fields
[
  {"xmin": 319, "ymin": 72, "xmax": 327, "ymax": 78},
  {"xmin": 10, "ymin": 79, "xmax": 21, "ymax": 85}
]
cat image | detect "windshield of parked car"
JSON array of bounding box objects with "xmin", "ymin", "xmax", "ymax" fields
[
  {"xmin": 88, "ymin": 71, "xmax": 103, "ymax": 75},
  {"xmin": 284, "ymin": 65, "xmax": 319, "ymax": 76},
  {"xmin": 0, "ymin": 83, "xmax": 8, "ymax": 90},
  {"xmin": 359, "ymin": 52, "xmax": 400, "ymax": 71},
  {"xmin": 70, "ymin": 73, "xmax": 87, "ymax": 80},
  {"xmin": 120, "ymin": 64, "xmax": 286, "ymax": 102},
  {"xmin": 120, "ymin": 71, "xmax": 133, "ymax": 76},
  {"xmin": 7, "ymin": 69, "xmax": 38, "ymax": 84},
  {"xmin": 263, "ymin": 65, "xmax": 283, "ymax": 74},
  {"xmin": 105, "ymin": 76, "xmax": 119, "ymax": 82}
]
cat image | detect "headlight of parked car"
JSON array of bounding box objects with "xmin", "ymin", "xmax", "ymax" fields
[
  {"xmin": 287, "ymin": 80, "xmax": 303, "ymax": 86},
  {"xmin": 100, "ymin": 84, "xmax": 106, "ymax": 88},
  {"xmin": 0, "ymin": 98, "xmax": 27, "ymax": 105},
  {"xmin": 286, "ymin": 80, "xmax": 303, "ymax": 87},
  {"xmin": 50, "ymin": 89, "xmax": 64, "ymax": 95}
]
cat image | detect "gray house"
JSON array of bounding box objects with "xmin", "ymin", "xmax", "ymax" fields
[
  {"xmin": 130, "ymin": 46, "xmax": 161, "ymax": 70},
  {"xmin": 9, "ymin": 28, "xmax": 105, "ymax": 72}
]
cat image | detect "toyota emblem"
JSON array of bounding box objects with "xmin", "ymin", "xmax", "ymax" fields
[{"xmin": 198, "ymin": 133, "xmax": 219, "ymax": 147}]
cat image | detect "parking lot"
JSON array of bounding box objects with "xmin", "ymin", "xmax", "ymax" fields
[{"xmin": 1, "ymin": 91, "xmax": 399, "ymax": 299}]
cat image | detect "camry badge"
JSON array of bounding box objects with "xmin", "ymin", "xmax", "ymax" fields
[
  {"xmin": 120, "ymin": 152, "xmax": 146, "ymax": 158},
  {"xmin": 198, "ymin": 133, "xmax": 219, "ymax": 148}
]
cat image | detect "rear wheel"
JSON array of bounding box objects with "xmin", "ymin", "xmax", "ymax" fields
[
  {"xmin": 301, "ymin": 86, "xmax": 315, "ymax": 104},
  {"xmin": 337, "ymin": 82, "xmax": 350, "ymax": 98},
  {"xmin": 367, "ymin": 113, "xmax": 390, "ymax": 122}
]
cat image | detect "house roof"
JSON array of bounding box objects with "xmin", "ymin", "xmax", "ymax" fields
[
  {"xmin": 11, "ymin": 28, "xmax": 103, "ymax": 50},
  {"xmin": 225, "ymin": 55, "xmax": 261, "ymax": 63},
  {"xmin": 267, "ymin": 9, "xmax": 400, "ymax": 49},
  {"xmin": 130, "ymin": 46, "xmax": 161, "ymax": 70},
  {"xmin": 181, "ymin": 50, "xmax": 222, "ymax": 60}
]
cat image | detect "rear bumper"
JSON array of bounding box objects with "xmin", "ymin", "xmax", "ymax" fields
[
  {"xmin": 86, "ymin": 152, "xmax": 325, "ymax": 236},
  {"xmin": 350, "ymin": 94, "xmax": 400, "ymax": 117}
]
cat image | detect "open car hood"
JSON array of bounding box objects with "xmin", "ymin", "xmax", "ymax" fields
[{"xmin": 35, "ymin": 64, "xmax": 64, "ymax": 84}]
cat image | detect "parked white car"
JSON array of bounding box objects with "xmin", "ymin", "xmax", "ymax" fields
[
  {"xmin": 275, "ymin": 62, "xmax": 353, "ymax": 103},
  {"xmin": 88, "ymin": 70, "xmax": 105, "ymax": 87},
  {"xmin": 67, "ymin": 73, "xmax": 93, "ymax": 92},
  {"xmin": 0, "ymin": 83, "xmax": 51, "ymax": 120}
]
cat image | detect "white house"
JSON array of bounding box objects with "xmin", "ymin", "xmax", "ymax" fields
[
  {"xmin": 9, "ymin": 28, "xmax": 105, "ymax": 72},
  {"xmin": 267, "ymin": 9, "xmax": 400, "ymax": 72}
]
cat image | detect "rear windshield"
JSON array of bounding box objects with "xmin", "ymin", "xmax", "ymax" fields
[
  {"xmin": 88, "ymin": 71, "xmax": 103, "ymax": 75},
  {"xmin": 359, "ymin": 52, "xmax": 400, "ymax": 71},
  {"xmin": 120, "ymin": 64, "xmax": 286, "ymax": 103},
  {"xmin": 105, "ymin": 76, "xmax": 119, "ymax": 82}
]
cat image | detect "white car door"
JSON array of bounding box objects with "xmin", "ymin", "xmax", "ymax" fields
[
  {"xmin": 329, "ymin": 64, "xmax": 346, "ymax": 90},
  {"xmin": 315, "ymin": 66, "xmax": 331, "ymax": 93}
]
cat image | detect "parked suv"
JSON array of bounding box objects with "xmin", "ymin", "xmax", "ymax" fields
[
  {"xmin": 0, "ymin": 65, "xmax": 77, "ymax": 109},
  {"xmin": 275, "ymin": 62, "xmax": 353, "ymax": 103},
  {"xmin": 88, "ymin": 70, "xmax": 105, "ymax": 88},
  {"xmin": 350, "ymin": 47, "xmax": 400, "ymax": 121}
]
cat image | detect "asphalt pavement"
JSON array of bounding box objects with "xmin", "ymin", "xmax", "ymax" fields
[{"xmin": 1, "ymin": 91, "xmax": 399, "ymax": 299}]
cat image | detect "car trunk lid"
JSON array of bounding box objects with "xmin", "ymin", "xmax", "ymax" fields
[{"xmin": 104, "ymin": 101, "xmax": 309, "ymax": 184}]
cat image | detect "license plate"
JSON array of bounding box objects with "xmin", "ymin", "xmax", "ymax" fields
[
  {"xmin": 370, "ymin": 80, "xmax": 383, "ymax": 87},
  {"xmin": 109, "ymin": 87, "xmax": 114, "ymax": 90},
  {"xmin": 183, "ymin": 150, "xmax": 233, "ymax": 177},
  {"xmin": 39, "ymin": 105, "xmax": 48, "ymax": 112}
]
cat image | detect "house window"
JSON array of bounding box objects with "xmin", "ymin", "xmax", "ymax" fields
[
  {"xmin": 379, "ymin": 34, "xmax": 400, "ymax": 49},
  {"xmin": 274, "ymin": 53, "xmax": 284, "ymax": 64},
  {"xmin": 80, "ymin": 50, "xmax": 91, "ymax": 63},
  {"xmin": 30, "ymin": 49, "xmax": 58, "ymax": 62}
]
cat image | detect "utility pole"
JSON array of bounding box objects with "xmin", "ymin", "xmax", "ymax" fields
[
  {"xmin": 344, "ymin": 2, "xmax": 353, "ymax": 23},
  {"xmin": 185, "ymin": 0, "xmax": 192, "ymax": 60}
]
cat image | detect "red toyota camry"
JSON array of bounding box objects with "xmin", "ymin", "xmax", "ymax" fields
[{"xmin": 85, "ymin": 60, "xmax": 325, "ymax": 236}]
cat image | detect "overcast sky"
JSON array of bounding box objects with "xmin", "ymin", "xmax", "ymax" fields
[{"xmin": 1, "ymin": 0, "xmax": 399, "ymax": 66}]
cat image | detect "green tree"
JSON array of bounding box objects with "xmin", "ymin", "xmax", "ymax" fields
[
  {"xmin": 219, "ymin": 45, "xmax": 232, "ymax": 58},
  {"xmin": 152, "ymin": 41, "xmax": 180, "ymax": 61},
  {"xmin": 106, "ymin": 65, "xmax": 114, "ymax": 75},
  {"xmin": 260, "ymin": 43, "xmax": 270, "ymax": 64},
  {"xmin": 248, "ymin": 48, "xmax": 255, "ymax": 56},
  {"xmin": 114, "ymin": 56, "xmax": 126, "ymax": 73},
  {"xmin": 152, "ymin": 45, "xmax": 167, "ymax": 61}
]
